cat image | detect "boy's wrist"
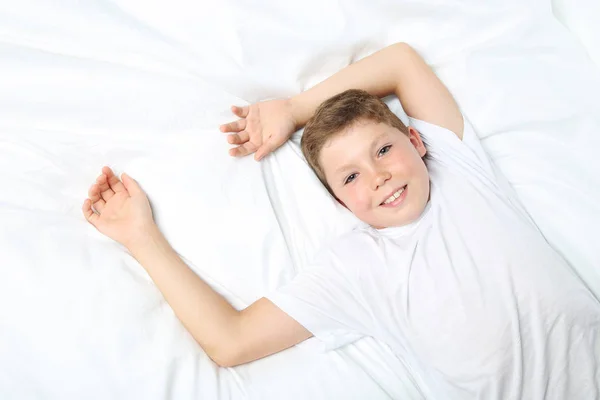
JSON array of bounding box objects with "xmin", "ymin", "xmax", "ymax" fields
[
  {"xmin": 126, "ymin": 223, "xmax": 164, "ymax": 257},
  {"xmin": 289, "ymin": 94, "xmax": 310, "ymax": 129}
]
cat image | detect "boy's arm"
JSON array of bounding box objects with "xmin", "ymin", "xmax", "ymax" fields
[
  {"xmin": 292, "ymin": 42, "xmax": 463, "ymax": 138},
  {"xmin": 129, "ymin": 229, "xmax": 312, "ymax": 367},
  {"xmin": 292, "ymin": 43, "xmax": 463, "ymax": 138},
  {"xmin": 221, "ymin": 43, "xmax": 463, "ymax": 158},
  {"xmin": 83, "ymin": 167, "xmax": 312, "ymax": 368}
]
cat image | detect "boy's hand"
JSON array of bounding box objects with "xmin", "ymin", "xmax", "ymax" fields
[
  {"xmin": 220, "ymin": 99, "xmax": 297, "ymax": 161},
  {"xmin": 82, "ymin": 166, "xmax": 157, "ymax": 250}
]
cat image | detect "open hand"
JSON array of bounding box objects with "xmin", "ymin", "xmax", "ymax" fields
[
  {"xmin": 82, "ymin": 167, "xmax": 156, "ymax": 250},
  {"xmin": 220, "ymin": 98, "xmax": 297, "ymax": 161}
]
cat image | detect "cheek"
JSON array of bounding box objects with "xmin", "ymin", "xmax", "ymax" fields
[
  {"xmin": 344, "ymin": 184, "xmax": 372, "ymax": 211},
  {"xmin": 392, "ymin": 151, "xmax": 423, "ymax": 176},
  {"xmin": 411, "ymin": 156, "xmax": 429, "ymax": 179}
]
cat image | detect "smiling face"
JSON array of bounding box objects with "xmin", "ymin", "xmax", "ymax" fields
[{"xmin": 320, "ymin": 119, "xmax": 430, "ymax": 229}]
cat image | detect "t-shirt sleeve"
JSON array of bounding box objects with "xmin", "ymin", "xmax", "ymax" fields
[
  {"xmin": 265, "ymin": 236, "xmax": 376, "ymax": 351},
  {"xmin": 408, "ymin": 115, "xmax": 503, "ymax": 186},
  {"xmin": 408, "ymin": 115, "xmax": 533, "ymax": 221}
]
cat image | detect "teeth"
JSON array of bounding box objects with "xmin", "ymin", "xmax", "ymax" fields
[{"xmin": 383, "ymin": 187, "xmax": 405, "ymax": 204}]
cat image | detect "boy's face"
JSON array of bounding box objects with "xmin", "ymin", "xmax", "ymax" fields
[{"xmin": 320, "ymin": 120, "xmax": 429, "ymax": 229}]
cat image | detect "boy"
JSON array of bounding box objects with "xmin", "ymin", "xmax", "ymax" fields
[{"xmin": 83, "ymin": 43, "xmax": 600, "ymax": 398}]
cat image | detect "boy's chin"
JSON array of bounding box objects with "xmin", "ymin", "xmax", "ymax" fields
[
  {"xmin": 366, "ymin": 216, "xmax": 399, "ymax": 230},
  {"xmin": 369, "ymin": 205, "xmax": 428, "ymax": 229},
  {"xmin": 371, "ymin": 220, "xmax": 402, "ymax": 230}
]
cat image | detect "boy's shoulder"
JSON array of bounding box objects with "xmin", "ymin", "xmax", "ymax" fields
[{"xmin": 411, "ymin": 115, "xmax": 501, "ymax": 186}]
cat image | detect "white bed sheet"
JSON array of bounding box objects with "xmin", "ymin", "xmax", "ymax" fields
[
  {"xmin": 1, "ymin": 1, "xmax": 599, "ymax": 399},
  {"xmin": 552, "ymin": 0, "xmax": 600, "ymax": 67}
]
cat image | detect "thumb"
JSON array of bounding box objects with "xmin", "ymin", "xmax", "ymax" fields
[
  {"xmin": 121, "ymin": 173, "xmax": 143, "ymax": 196},
  {"xmin": 255, "ymin": 139, "xmax": 279, "ymax": 161}
]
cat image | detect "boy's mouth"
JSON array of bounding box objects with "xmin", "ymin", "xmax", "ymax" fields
[{"xmin": 380, "ymin": 185, "xmax": 407, "ymax": 207}]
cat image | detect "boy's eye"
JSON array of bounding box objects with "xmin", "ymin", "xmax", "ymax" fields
[
  {"xmin": 344, "ymin": 173, "xmax": 357, "ymax": 185},
  {"xmin": 378, "ymin": 145, "xmax": 392, "ymax": 157}
]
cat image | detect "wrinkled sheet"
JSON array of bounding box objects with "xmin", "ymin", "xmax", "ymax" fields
[
  {"xmin": 1, "ymin": 0, "xmax": 599, "ymax": 399},
  {"xmin": 552, "ymin": 0, "xmax": 600, "ymax": 66}
]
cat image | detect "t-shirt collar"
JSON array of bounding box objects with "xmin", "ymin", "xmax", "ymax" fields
[{"xmin": 370, "ymin": 199, "xmax": 433, "ymax": 238}]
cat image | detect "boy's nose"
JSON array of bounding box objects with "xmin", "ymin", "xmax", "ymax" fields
[{"xmin": 372, "ymin": 170, "xmax": 392, "ymax": 190}]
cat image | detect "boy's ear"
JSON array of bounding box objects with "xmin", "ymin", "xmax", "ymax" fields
[{"xmin": 408, "ymin": 127, "xmax": 427, "ymax": 157}]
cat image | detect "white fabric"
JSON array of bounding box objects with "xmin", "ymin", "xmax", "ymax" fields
[
  {"xmin": 552, "ymin": 0, "xmax": 600, "ymax": 67},
  {"xmin": 268, "ymin": 119, "xmax": 600, "ymax": 399},
  {"xmin": 1, "ymin": 0, "xmax": 600, "ymax": 399}
]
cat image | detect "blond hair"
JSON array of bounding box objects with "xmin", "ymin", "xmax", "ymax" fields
[{"xmin": 301, "ymin": 89, "xmax": 409, "ymax": 193}]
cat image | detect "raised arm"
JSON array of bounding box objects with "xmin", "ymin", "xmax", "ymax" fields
[
  {"xmin": 291, "ymin": 42, "xmax": 463, "ymax": 138},
  {"xmin": 221, "ymin": 42, "xmax": 463, "ymax": 160}
]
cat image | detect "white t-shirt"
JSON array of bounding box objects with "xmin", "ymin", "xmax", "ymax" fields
[{"xmin": 267, "ymin": 117, "xmax": 600, "ymax": 399}]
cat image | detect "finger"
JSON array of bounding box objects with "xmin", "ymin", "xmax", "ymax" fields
[
  {"xmin": 88, "ymin": 183, "xmax": 102, "ymax": 203},
  {"xmin": 82, "ymin": 199, "xmax": 100, "ymax": 226},
  {"xmin": 92, "ymin": 199, "xmax": 106, "ymax": 213},
  {"xmin": 231, "ymin": 105, "xmax": 249, "ymax": 118},
  {"xmin": 220, "ymin": 119, "xmax": 246, "ymax": 133},
  {"xmin": 227, "ymin": 131, "xmax": 250, "ymax": 145},
  {"xmin": 96, "ymin": 174, "xmax": 115, "ymax": 202},
  {"xmin": 121, "ymin": 173, "xmax": 143, "ymax": 196},
  {"xmin": 88, "ymin": 183, "xmax": 106, "ymax": 212},
  {"xmin": 229, "ymin": 142, "xmax": 258, "ymax": 158},
  {"xmin": 255, "ymin": 138, "xmax": 280, "ymax": 161},
  {"xmin": 102, "ymin": 166, "xmax": 127, "ymax": 193}
]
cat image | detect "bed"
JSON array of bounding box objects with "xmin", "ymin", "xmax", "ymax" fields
[{"xmin": 1, "ymin": 0, "xmax": 598, "ymax": 399}]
